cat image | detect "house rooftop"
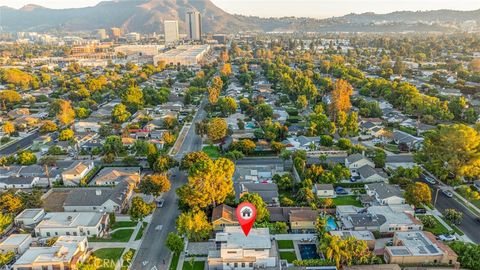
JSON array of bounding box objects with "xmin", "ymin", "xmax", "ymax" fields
[
  {"xmin": 0, "ymin": 234, "xmax": 31, "ymax": 247},
  {"xmin": 16, "ymin": 208, "xmax": 44, "ymax": 219},
  {"xmin": 64, "ymin": 181, "xmax": 131, "ymax": 207},
  {"xmin": 36, "ymin": 212, "xmax": 103, "ymax": 228},
  {"xmin": 346, "ymin": 153, "xmax": 368, "ymax": 164},
  {"xmin": 387, "ymin": 231, "xmax": 444, "ymax": 257},
  {"xmin": 215, "ymin": 227, "xmax": 271, "ymax": 250},
  {"xmin": 366, "ymin": 182, "xmax": 403, "ymax": 199}
]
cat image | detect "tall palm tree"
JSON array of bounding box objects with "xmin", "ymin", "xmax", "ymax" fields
[{"xmin": 39, "ymin": 156, "xmax": 57, "ymax": 187}]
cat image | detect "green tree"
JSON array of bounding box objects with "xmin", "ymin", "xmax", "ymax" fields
[
  {"xmin": 129, "ymin": 197, "xmax": 156, "ymax": 222},
  {"xmin": 0, "ymin": 213, "xmax": 13, "ymax": 235},
  {"xmin": 254, "ymin": 103, "xmax": 273, "ymax": 121},
  {"xmin": 180, "ymin": 151, "xmax": 210, "ymax": 170},
  {"xmin": 239, "ymin": 193, "xmax": 269, "ymax": 223},
  {"xmin": 0, "ymin": 251, "xmax": 14, "ymax": 267},
  {"xmin": 444, "ymin": 208, "xmax": 463, "ymax": 225},
  {"xmin": 218, "ymin": 97, "xmax": 238, "ymax": 116},
  {"xmin": 103, "ymin": 136, "xmax": 124, "ymax": 156},
  {"xmin": 166, "ymin": 233, "xmax": 184, "ymax": 255},
  {"xmin": 153, "ymin": 155, "xmax": 176, "ymax": 173}
]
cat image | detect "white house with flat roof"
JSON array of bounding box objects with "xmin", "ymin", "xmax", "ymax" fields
[
  {"xmin": 14, "ymin": 208, "xmax": 46, "ymax": 229},
  {"xmin": 34, "ymin": 212, "xmax": 108, "ymax": 238},
  {"xmin": 13, "ymin": 236, "xmax": 89, "ymax": 270},
  {"xmin": 208, "ymin": 227, "xmax": 277, "ymax": 270},
  {"xmin": 0, "ymin": 234, "xmax": 32, "ymax": 255}
]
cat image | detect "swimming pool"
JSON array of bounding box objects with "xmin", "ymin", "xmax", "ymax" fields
[
  {"xmin": 245, "ymin": 122, "xmax": 255, "ymax": 129},
  {"xmin": 326, "ymin": 216, "xmax": 338, "ymax": 231},
  {"xmin": 298, "ymin": 244, "xmax": 321, "ymax": 260}
]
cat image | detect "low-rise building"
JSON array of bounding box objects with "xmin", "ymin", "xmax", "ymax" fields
[
  {"xmin": 13, "ymin": 236, "xmax": 89, "ymax": 270},
  {"xmin": 61, "ymin": 161, "xmax": 95, "ymax": 186},
  {"xmin": 365, "ymin": 183, "xmax": 404, "ymax": 205},
  {"xmin": 0, "ymin": 234, "xmax": 32, "ymax": 255},
  {"xmin": 313, "ymin": 184, "xmax": 335, "ymax": 198},
  {"xmin": 90, "ymin": 167, "xmax": 140, "ymax": 186},
  {"xmin": 211, "ymin": 204, "xmax": 239, "ymax": 231},
  {"xmin": 238, "ymin": 183, "xmax": 279, "ymax": 207},
  {"xmin": 345, "ymin": 154, "xmax": 375, "ymax": 173},
  {"xmin": 330, "ymin": 230, "xmax": 375, "ymax": 250},
  {"xmin": 384, "ymin": 231, "xmax": 458, "ymax": 265},
  {"xmin": 34, "ymin": 212, "xmax": 108, "ymax": 238},
  {"xmin": 207, "ymin": 227, "xmax": 277, "ymax": 270},
  {"xmin": 15, "ymin": 208, "xmax": 46, "ymax": 229},
  {"xmin": 0, "ymin": 176, "xmax": 39, "ymax": 189},
  {"xmin": 357, "ymin": 165, "xmax": 388, "ymax": 182}
]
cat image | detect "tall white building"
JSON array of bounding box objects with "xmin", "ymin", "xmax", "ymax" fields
[
  {"xmin": 186, "ymin": 11, "xmax": 202, "ymax": 41},
  {"xmin": 164, "ymin": 20, "xmax": 179, "ymax": 45}
]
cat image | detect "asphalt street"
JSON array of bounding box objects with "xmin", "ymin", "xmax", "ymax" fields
[
  {"xmin": 420, "ymin": 175, "xmax": 480, "ymax": 243},
  {"xmin": 0, "ymin": 130, "xmax": 40, "ymax": 155},
  {"xmin": 131, "ymin": 100, "xmax": 207, "ymax": 270}
]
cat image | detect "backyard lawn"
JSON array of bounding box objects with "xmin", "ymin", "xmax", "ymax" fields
[
  {"xmin": 89, "ymin": 229, "xmax": 134, "ymax": 242},
  {"xmin": 279, "ymin": 251, "xmax": 297, "ymax": 263},
  {"xmin": 202, "ymin": 146, "xmax": 221, "ymax": 158},
  {"xmin": 333, "ymin": 195, "xmax": 362, "ymax": 207},
  {"xmin": 111, "ymin": 221, "xmax": 137, "ymax": 230},
  {"xmin": 277, "ymin": 240, "xmax": 294, "ymax": 249},
  {"xmin": 182, "ymin": 261, "xmax": 205, "ymax": 270},
  {"xmin": 93, "ymin": 248, "xmax": 125, "ymax": 270}
]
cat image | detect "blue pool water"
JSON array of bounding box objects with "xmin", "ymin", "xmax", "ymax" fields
[
  {"xmin": 299, "ymin": 244, "xmax": 321, "ymax": 260},
  {"xmin": 245, "ymin": 122, "xmax": 255, "ymax": 129},
  {"xmin": 326, "ymin": 216, "xmax": 338, "ymax": 231}
]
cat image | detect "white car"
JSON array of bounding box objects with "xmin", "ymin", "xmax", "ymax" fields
[
  {"xmin": 425, "ymin": 177, "xmax": 436, "ymax": 185},
  {"xmin": 442, "ymin": 189, "xmax": 454, "ymax": 198},
  {"xmin": 438, "ymin": 234, "xmax": 456, "ymax": 241}
]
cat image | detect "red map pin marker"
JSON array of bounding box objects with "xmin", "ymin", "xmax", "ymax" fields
[{"xmin": 236, "ymin": 202, "xmax": 257, "ymax": 236}]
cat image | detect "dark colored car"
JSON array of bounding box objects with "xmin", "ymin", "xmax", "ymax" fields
[
  {"xmin": 335, "ymin": 186, "xmax": 348, "ymax": 195},
  {"xmin": 414, "ymin": 208, "xmax": 427, "ymax": 214}
]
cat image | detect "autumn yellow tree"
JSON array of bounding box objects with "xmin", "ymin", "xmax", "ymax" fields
[
  {"xmin": 2, "ymin": 121, "xmax": 15, "ymax": 135},
  {"xmin": 176, "ymin": 210, "xmax": 212, "ymax": 241},
  {"xmin": 207, "ymin": 117, "xmax": 228, "ymax": 141},
  {"xmin": 329, "ymin": 79, "xmax": 353, "ymax": 121},
  {"xmin": 56, "ymin": 100, "xmax": 75, "ymax": 126},
  {"xmin": 0, "ymin": 90, "xmax": 21, "ymax": 110},
  {"xmin": 219, "ymin": 50, "xmax": 229, "ymax": 62},
  {"xmin": 177, "ymin": 157, "xmax": 235, "ymax": 210},
  {"xmin": 208, "ymin": 86, "xmax": 219, "ymax": 105},
  {"xmin": 220, "ymin": 63, "xmax": 232, "ymax": 77},
  {"xmin": 162, "ymin": 131, "xmax": 176, "ymax": 146}
]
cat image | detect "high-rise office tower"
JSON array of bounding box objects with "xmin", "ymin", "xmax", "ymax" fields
[
  {"xmin": 186, "ymin": 11, "xmax": 202, "ymax": 41},
  {"xmin": 164, "ymin": 20, "xmax": 179, "ymax": 45}
]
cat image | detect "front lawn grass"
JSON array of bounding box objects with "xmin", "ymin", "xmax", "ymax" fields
[
  {"xmin": 89, "ymin": 229, "xmax": 134, "ymax": 242},
  {"xmin": 418, "ymin": 215, "xmax": 450, "ymax": 235},
  {"xmin": 135, "ymin": 222, "xmax": 148, "ymax": 240},
  {"xmin": 182, "ymin": 261, "xmax": 205, "ymax": 270},
  {"xmin": 277, "ymin": 240, "xmax": 294, "ymax": 249},
  {"xmin": 93, "ymin": 248, "xmax": 125, "ymax": 270},
  {"xmin": 202, "ymin": 146, "xmax": 221, "ymax": 158},
  {"xmin": 111, "ymin": 221, "xmax": 137, "ymax": 230},
  {"xmin": 169, "ymin": 252, "xmax": 180, "ymax": 270},
  {"xmin": 333, "ymin": 195, "xmax": 362, "ymax": 207},
  {"xmin": 280, "ymin": 251, "xmax": 297, "ymax": 263}
]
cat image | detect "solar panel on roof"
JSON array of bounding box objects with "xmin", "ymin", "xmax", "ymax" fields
[{"xmin": 426, "ymin": 244, "xmax": 438, "ymax": 253}]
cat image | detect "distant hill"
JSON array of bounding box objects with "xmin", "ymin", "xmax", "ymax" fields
[{"xmin": 0, "ymin": 0, "xmax": 478, "ymax": 33}]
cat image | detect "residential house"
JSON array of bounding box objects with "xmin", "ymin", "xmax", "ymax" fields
[
  {"xmin": 289, "ymin": 209, "xmax": 318, "ymax": 233},
  {"xmin": 384, "ymin": 231, "xmax": 458, "ymax": 265},
  {"xmin": 90, "ymin": 167, "xmax": 140, "ymax": 186},
  {"xmin": 357, "ymin": 165, "xmax": 388, "ymax": 182},
  {"xmin": 385, "ymin": 155, "xmax": 415, "ymax": 170},
  {"xmin": 0, "ymin": 234, "xmax": 32, "ymax": 255},
  {"xmin": 313, "ymin": 184, "xmax": 335, "ymax": 198},
  {"xmin": 211, "ymin": 204, "xmax": 239, "ymax": 231},
  {"xmin": 238, "ymin": 183, "xmax": 279, "ymax": 207},
  {"xmin": 392, "ymin": 130, "xmax": 423, "ymax": 151},
  {"xmin": 18, "ymin": 165, "xmax": 62, "ymax": 184},
  {"xmin": 63, "ymin": 182, "xmax": 133, "ymax": 213},
  {"xmin": 7, "ymin": 108, "xmax": 29, "ymax": 119},
  {"xmin": 15, "ymin": 208, "xmax": 46, "ymax": 229},
  {"xmin": 61, "ymin": 161, "xmax": 95, "ymax": 186},
  {"xmin": 207, "ymin": 227, "xmax": 277, "ymax": 270},
  {"xmin": 340, "ymin": 205, "xmax": 422, "ymax": 233},
  {"xmin": 345, "ymin": 154, "xmax": 375, "ymax": 173},
  {"xmin": 365, "ymin": 183, "xmax": 405, "ymax": 205},
  {"xmin": 284, "ymin": 136, "xmax": 320, "ymax": 151},
  {"xmin": 13, "ymin": 236, "xmax": 89, "ymax": 270},
  {"xmin": 0, "ymin": 176, "xmax": 39, "ymax": 189},
  {"xmin": 74, "ymin": 119, "xmax": 101, "ymax": 133},
  {"xmin": 34, "ymin": 212, "xmax": 108, "ymax": 238}
]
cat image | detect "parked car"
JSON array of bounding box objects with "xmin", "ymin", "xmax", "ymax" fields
[
  {"xmin": 335, "ymin": 187, "xmax": 348, "ymax": 195},
  {"xmin": 438, "ymin": 234, "xmax": 456, "ymax": 241},
  {"xmin": 414, "ymin": 208, "xmax": 427, "ymax": 214},
  {"xmin": 157, "ymin": 199, "xmax": 164, "ymax": 207},
  {"xmin": 424, "ymin": 177, "xmax": 436, "ymax": 185},
  {"xmin": 442, "ymin": 189, "xmax": 454, "ymax": 198}
]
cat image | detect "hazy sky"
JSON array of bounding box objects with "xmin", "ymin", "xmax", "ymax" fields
[{"xmin": 2, "ymin": 0, "xmax": 480, "ymax": 18}]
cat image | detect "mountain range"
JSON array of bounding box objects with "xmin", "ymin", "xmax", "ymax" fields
[{"xmin": 0, "ymin": 0, "xmax": 479, "ymax": 33}]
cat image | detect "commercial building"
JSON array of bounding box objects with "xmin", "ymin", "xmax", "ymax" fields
[
  {"xmin": 0, "ymin": 234, "xmax": 32, "ymax": 255},
  {"xmin": 208, "ymin": 227, "xmax": 277, "ymax": 270},
  {"xmin": 114, "ymin": 45, "xmax": 164, "ymax": 57},
  {"xmin": 384, "ymin": 231, "xmax": 458, "ymax": 265},
  {"xmin": 125, "ymin": 32, "xmax": 141, "ymax": 42},
  {"xmin": 13, "ymin": 236, "xmax": 89, "ymax": 270},
  {"xmin": 164, "ymin": 20, "xmax": 180, "ymax": 45},
  {"xmin": 153, "ymin": 45, "xmax": 210, "ymax": 66},
  {"xmin": 186, "ymin": 11, "xmax": 202, "ymax": 40},
  {"xmin": 110, "ymin": 27, "xmax": 122, "ymax": 39},
  {"xmin": 95, "ymin": 29, "xmax": 108, "ymax": 40},
  {"xmin": 34, "ymin": 212, "xmax": 108, "ymax": 238},
  {"xmin": 15, "ymin": 208, "xmax": 46, "ymax": 229}
]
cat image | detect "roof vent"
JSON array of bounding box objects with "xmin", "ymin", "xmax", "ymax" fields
[{"xmin": 96, "ymin": 190, "xmax": 102, "ymax": 196}]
